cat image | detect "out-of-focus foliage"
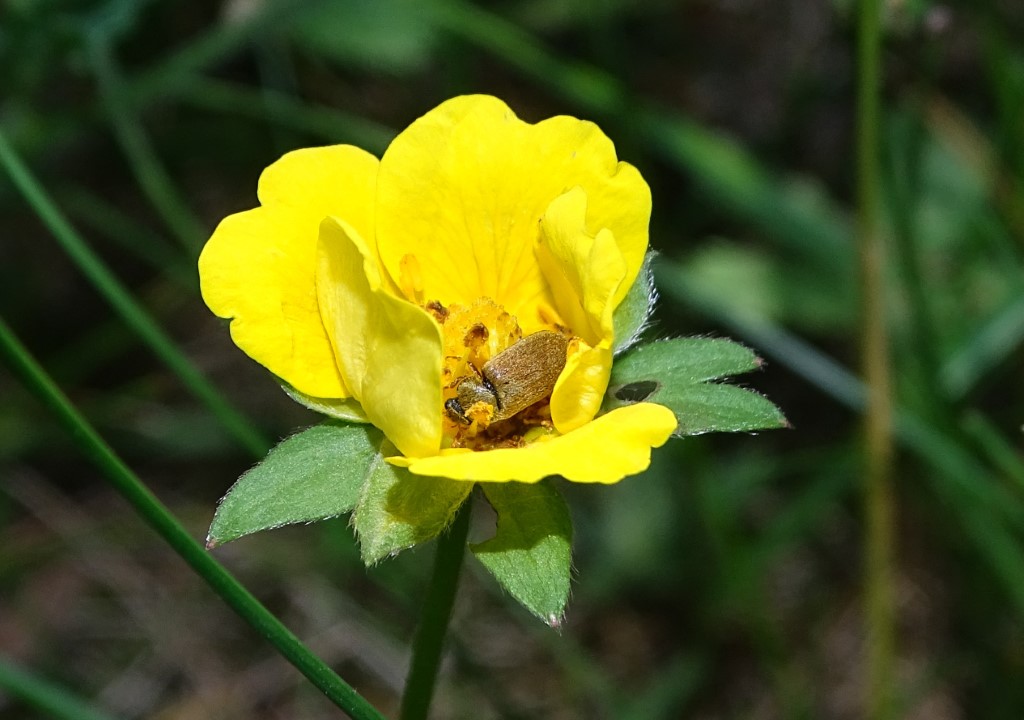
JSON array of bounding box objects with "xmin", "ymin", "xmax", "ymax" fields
[{"xmin": 2, "ymin": 0, "xmax": 1024, "ymax": 717}]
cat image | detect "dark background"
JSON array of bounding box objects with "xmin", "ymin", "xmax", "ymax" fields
[{"xmin": 2, "ymin": 0, "xmax": 1024, "ymax": 717}]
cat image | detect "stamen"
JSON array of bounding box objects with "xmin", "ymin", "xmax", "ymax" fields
[{"xmin": 432, "ymin": 296, "xmax": 565, "ymax": 450}]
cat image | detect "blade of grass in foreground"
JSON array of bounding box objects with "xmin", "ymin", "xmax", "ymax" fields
[
  {"xmin": 0, "ymin": 314, "xmax": 385, "ymax": 720},
  {"xmin": 0, "ymin": 657, "xmax": 116, "ymax": 720},
  {"xmin": 0, "ymin": 127, "xmax": 268, "ymax": 458}
]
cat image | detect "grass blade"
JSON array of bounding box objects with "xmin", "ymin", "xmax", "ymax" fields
[
  {"xmin": 0, "ymin": 126, "xmax": 268, "ymax": 458},
  {"xmin": 0, "ymin": 657, "xmax": 116, "ymax": 720},
  {"xmin": 0, "ymin": 314, "xmax": 385, "ymax": 720}
]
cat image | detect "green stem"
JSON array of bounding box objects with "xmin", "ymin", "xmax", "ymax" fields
[
  {"xmin": 0, "ymin": 315, "xmax": 384, "ymax": 720},
  {"xmin": 0, "ymin": 657, "xmax": 116, "ymax": 720},
  {"xmin": 400, "ymin": 501, "xmax": 472, "ymax": 720},
  {"xmin": 856, "ymin": 0, "xmax": 896, "ymax": 718},
  {"xmin": 0, "ymin": 126, "xmax": 268, "ymax": 459}
]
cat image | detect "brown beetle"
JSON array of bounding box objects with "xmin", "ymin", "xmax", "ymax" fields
[{"xmin": 445, "ymin": 330, "xmax": 569, "ymax": 425}]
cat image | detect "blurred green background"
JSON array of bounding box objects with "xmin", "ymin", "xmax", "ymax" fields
[{"xmin": 2, "ymin": 0, "xmax": 1024, "ymax": 717}]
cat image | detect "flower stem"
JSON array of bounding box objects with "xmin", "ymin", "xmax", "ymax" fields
[
  {"xmin": 0, "ymin": 314, "xmax": 384, "ymax": 720},
  {"xmin": 400, "ymin": 500, "xmax": 472, "ymax": 720},
  {"xmin": 856, "ymin": 0, "xmax": 896, "ymax": 717}
]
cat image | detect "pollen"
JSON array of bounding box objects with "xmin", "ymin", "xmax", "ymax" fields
[{"xmin": 431, "ymin": 297, "xmax": 559, "ymax": 450}]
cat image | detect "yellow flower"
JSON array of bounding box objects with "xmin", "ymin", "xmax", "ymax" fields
[{"xmin": 199, "ymin": 95, "xmax": 677, "ymax": 483}]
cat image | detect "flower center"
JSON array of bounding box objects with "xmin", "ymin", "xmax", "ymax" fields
[{"xmin": 427, "ymin": 297, "xmax": 565, "ymax": 450}]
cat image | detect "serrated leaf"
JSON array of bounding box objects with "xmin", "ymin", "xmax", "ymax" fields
[
  {"xmin": 352, "ymin": 457, "xmax": 473, "ymax": 565},
  {"xmin": 604, "ymin": 338, "xmax": 787, "ymax": 435},
  {"xmin": 612, "ymin": 252, "xmax": 657, "ymax": 355},
  {"xmin": 656, "ymin": 382, "xmax": 788, "ymax": 435},
  {"xmin": 472, "ymin": 481, "xmax": 572, "ymax": 627},
  {"xmin": 617, "ymin": 337, "xmax": 762, "ymax": 382},
  {"xmin": 280, "ymin": 382, "xmax": 370, "ymax": 423},
  {"xmin": 208, "ymin": 422, "xmax": 382, "ymax": 547}
]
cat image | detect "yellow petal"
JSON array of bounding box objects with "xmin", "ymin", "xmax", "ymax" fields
[
  {"xmin": 537, "ymin": 187, "xmax": 626, "ymax": 344},
  {"xmin": 198, "ymin": 145, "xmax": 378, "ymax": 398},
  {"xmin": 374, "ymin": 95, "xmax": 650, "ymax": 327},
  {"xmin": 550, "ymin": 340, "xmax": 613, "ymax": 434},
  {"xmin": 316, "ymin": 216, "xmax": 443, "ymax": 458},
  {"xmin": 536, "ymin": 187, "xmax": 626, "ymax": 432},
  {"xmin": 392, "ymin": 403, "xmax": 677, "ymax": 484}
]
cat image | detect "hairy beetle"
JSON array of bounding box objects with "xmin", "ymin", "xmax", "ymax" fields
[{"xmin": 445, "ymin": 330, "xmax": 569, "ymax": 425}]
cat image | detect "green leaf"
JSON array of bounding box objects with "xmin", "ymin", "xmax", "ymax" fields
[
  {"xmin": 208, "ymin": 422, "xmax": 382, "ymax": 547},
  {"xmin": 472, "ymin": 481, "xmax": 572, "ymax": 627},
  {"xmin": 630, "ymin": 336, "xmax": 763, "ymax": 382},
  {"xmin": 281, "ymin": 382, "xmax": 370, "ymax": 423},
  {"xmin": 352, "ymin": 455, "xmax": 473, "ymax": 566},
  {"xmin": 604, "ymin": 338, "xmax": 788, "ymax": 435},
  {"xmin": 658, "ymin": 382, "xmax": 788, "ymax": 435},
  {"xmin": 612, "ymin": 251, "xmax": 656, "ymax": 354}
]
